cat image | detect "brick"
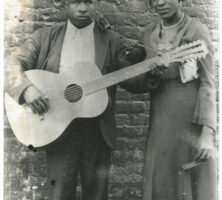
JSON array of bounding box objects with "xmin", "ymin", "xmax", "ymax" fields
[
  {"xmin": 5, "ymin": 33, "xmax": 30, "ymax": 48},
  {"xmin": 117, "ymin": 126, "xmax": 148, "ymax": 138},
  {"xmin": 7, "ymin": 22, "xmax": 35, "ymax": 34},
  {"xmin": 115, "ymin": 101, "xmax": 148, "ymax": 114},
  {"xmin": 182, "ymin": 7, "xmax": 206, "ymax": 18},
  {"xmin": 129, "ymin": 13, "xmax": 152, "ymax": 27},
  {"xmin": 129, "ymin": 0, "xmax": 148, "ymax": 13},
  {"xmin": 126, "ymin": 138, "xmax": 147, "ymax": 150},
  {"xmin": 98, "ymin": 1, "xmax": 119, "ymax": 14},
  {"xmin": 116, "ymin": 88, "xmax": 150, "ymax": 101},
  {"xmin": 110, "ymin": 166, "xmax": 143, "ymax": 183},
  {"xmin": 128, "ymin": 113, "xmax": 149, "ymax": 126},
  {"xmin": 115, "ymin": 114, "xmax": 129, "ymax": 126},
  {"xmin": 118, "ymin": 0, "xmax": 147, "ymax": 13},
  {"xmin": 115, "ymin": 89, "xmax": 131, "ymax": 101},
  {"xmin": 114, "ymin": 138, "xmax": 129, "ymax": 150},
  {"xmin": 130, "ymin": 93, "xmax": 150, "ymax": 101},
  {"xmin": 36, "ymin": 8, "xmax": 67, "ymax": 22},
  {"xmin": 118, "ymin": 25, "xmax": 143, "ymax": 40},
  {"xmin": 33, "ymin": 0, "xmax": 54, "ymax": 9},
  {"xmin": 111, "ymin": 150, "xmax": 131, "ymax": 165}
]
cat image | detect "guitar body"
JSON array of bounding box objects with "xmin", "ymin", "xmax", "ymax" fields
[{"xmin": 5, "ymin": 62, "xmax": 108, "ymax": 147}]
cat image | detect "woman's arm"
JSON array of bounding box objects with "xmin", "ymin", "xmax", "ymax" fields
[
  {"xmin": 115, "ymin": 35, "xmax": 160, "ymax": 93},
  {"xmin": 192, "ymin": 23, "xmax": 216, "ymax": 131},
  {"xmin": 191, "ymin": 22, "xmax": 217, "ymax": 161}
]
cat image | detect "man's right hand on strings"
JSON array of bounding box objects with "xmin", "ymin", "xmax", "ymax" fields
[{"xmin": 23, "ymin": 85, "xmax": 49, "ymax": 115}]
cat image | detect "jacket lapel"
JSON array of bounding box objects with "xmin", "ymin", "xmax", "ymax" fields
[
  {"xmin": 94, "ymin": 24, "xmax": 109, "ymax": 71},
  {"xmin": 45, "ymin": 24, "xmax": 67, "ymax": 73}
]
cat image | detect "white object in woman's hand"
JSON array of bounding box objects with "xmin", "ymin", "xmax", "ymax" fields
[{"xmin": 194, "ymin": 125, "xmax": 215, "ymax": 162}]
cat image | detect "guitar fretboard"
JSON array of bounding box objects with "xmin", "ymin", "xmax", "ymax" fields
[{"xmin": 83, "ymin": 57, "xmax": 158, "ymax": 95}]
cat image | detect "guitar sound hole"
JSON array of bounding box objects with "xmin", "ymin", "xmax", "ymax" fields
[{"xmin": 64, "ymin": 84, "xmax": 83, "ymax": 103}]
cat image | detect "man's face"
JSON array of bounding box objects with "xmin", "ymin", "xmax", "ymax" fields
[
  {"xmin": 150, "ymin": 0, "xmax": 180, "ymax": 19},
  {"xmin": 67, "ymin": 0, "xmax": 97, "ymax": 28}
]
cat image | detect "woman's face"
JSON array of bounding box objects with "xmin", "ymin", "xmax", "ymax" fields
[{"xmin": 150, "ymin": 0, "xmax": 180, "ymax": 19}]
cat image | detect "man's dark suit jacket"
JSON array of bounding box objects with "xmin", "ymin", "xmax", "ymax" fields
[{"xmin": 6, "ymin": 22, "xmax": 153, "ymax": 148}]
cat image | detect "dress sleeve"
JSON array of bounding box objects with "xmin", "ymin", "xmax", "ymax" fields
[
  {"xmin": 5, "ymin": 30, "xmax": 41, "ymax": 104},
  {"xmin": 113, "ymin": 36, "xmax": 157, "ymax": 93},
  {"xmin": 143, "ymin": 23, "xmax": 161, "ymax": 90},
  {"xmin": 192, "ymin": 24, "xmax": 216, "ymax": 131},
  {"xmin": 116, "ymin": 26, "xmax": 161, "ymax": 93}
]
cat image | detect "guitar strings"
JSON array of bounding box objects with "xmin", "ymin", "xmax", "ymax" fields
[{"xmin": 63, "ymin": 59, "xmax": 156, "ymax": 98}]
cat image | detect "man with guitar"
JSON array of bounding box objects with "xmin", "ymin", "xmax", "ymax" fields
[{"xmin": 5, "ymin": 0, "xmax": 161, "ymax": 199}]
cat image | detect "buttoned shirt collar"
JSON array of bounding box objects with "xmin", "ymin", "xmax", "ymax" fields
[{"xmin": 66, "ymin": 19, "xmax": 95, "ymax": 39}]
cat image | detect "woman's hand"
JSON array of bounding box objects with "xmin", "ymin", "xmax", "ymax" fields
[
  {"xmin": 194, "ymin": 125, "xmax": 215, "ymax": 162},
  {"xmin": 149, "ymin": 54, "xmax": 169, "ymax": 76}
]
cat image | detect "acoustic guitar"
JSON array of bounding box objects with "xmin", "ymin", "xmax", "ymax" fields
[{"xmin": 5, "ymin": 40, "xmax": 208, "ymax": 148}]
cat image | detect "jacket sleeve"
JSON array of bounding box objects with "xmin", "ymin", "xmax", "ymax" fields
[
  {"xmin": 5, "ymin": 30, "xmax": 41, "ymax": 104},
  {"xmin": 192, "ymin": 24, "xmax": 216, "ymax": 131},
  {"xmin": 115, "ymin": 36, "xmax": 159, "ymax": 93}
]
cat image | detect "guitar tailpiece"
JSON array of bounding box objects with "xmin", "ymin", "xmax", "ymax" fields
[{"xmin": 27, "ymin": 145, "xmax": 37, "ymax": 152}]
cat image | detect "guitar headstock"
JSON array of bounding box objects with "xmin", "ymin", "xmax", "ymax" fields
[{"xmin": 163, "ymin": 40, "xmax": 209, "ymax": 65}]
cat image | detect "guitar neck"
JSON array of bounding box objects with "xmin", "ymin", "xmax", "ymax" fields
[{"xmin": 85, "ymin": 57, "xmax": 158, "ymax": 95}]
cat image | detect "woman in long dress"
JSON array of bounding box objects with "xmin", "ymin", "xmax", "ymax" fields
[{"xmin": 142, "ymin": 0, "xmax": 217, "ymax": 200}]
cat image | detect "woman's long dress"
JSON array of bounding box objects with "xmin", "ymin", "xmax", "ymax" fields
[{"xmin": 143, "ymin": 15, "xmax": 217, "ymax": 200}]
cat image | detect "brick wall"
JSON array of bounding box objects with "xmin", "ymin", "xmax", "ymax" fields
[{"xmin": 4, "ymin": 0, "xmax": 219, "ymax": 200}]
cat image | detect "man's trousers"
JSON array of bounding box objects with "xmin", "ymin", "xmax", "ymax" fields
[{"xmin": 45, "ymin": 119, "xmax": 111, "ymax": 200}]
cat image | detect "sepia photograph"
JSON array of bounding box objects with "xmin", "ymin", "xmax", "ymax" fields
[{"xmin": 3, "ymin": 0, "xmax": 220, "ymax": 199}]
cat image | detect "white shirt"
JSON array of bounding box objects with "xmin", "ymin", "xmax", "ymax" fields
[{"xmin": 59, "ymin": 20, "xmax": 95, "ymax": 73}]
